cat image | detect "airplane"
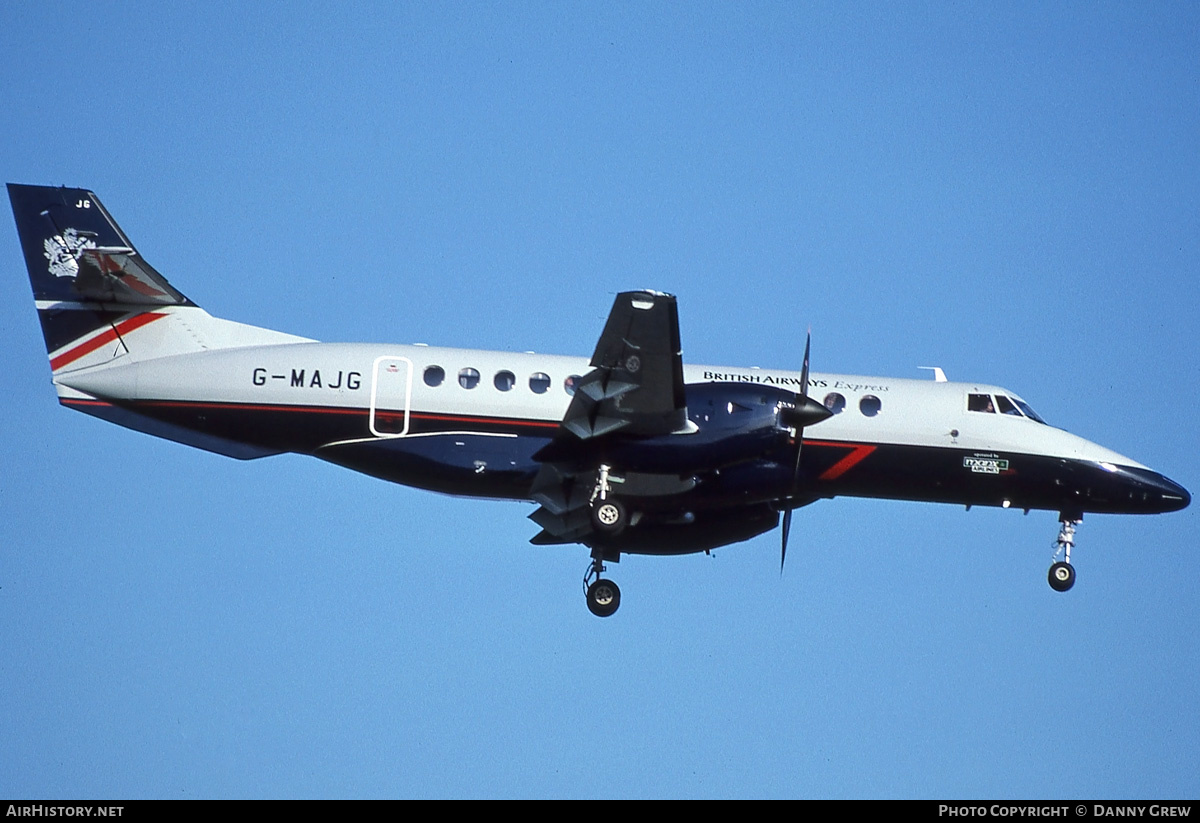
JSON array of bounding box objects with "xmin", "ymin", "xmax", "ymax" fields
[{"xmin": 9, "ymin": 183, "xmax": 1190, "ymax": 617}]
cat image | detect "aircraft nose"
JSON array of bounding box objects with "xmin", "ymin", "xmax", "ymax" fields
[
  {"xmin": 1086, "ymin": 464, "xmax": 1190, "ymax": 514},
  {"xmin": 1119, "ymin": 466, "xmax": 1190, "ymax": 513},
  {"xmin": 1156, "ymin": 473, "xmax": 1191, "ymax": 512}
]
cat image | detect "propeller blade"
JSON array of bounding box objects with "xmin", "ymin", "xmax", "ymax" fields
[
  {"xmin": 781, "ymin": 507, "xmax": 792, "ymax": 573},
  {"xmin": 782, "ymin": 330, "xmax": 814, "ymax": 575},
  {"xmin": 799, "ymin": 329, "xmax": 811, "ymax": 397},
  {"xmin": 789, "ymin": 330, "xmax": 815, "ymax": 491},
  {"xmin": 782, "ymin": 420, "xmax": 804, "ymax": 576}
]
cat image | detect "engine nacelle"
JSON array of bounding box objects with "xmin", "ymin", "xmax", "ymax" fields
[
  {"xmin": 591, "ymin": 504, "xmax": 781, "ymax": 555},
  {"xmin": 597, "ymin": 382, "xmax": 802, "ymax": 474}
]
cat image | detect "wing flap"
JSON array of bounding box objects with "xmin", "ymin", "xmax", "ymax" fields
[
  {"xmin": 528, "ymin": 506, "xmax": 593, "ymax": 543},
  {"xmin": 529, "ymin": 463, "xmax": 592, "ymax": 515}
]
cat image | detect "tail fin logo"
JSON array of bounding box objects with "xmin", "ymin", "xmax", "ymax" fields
[{"xmin": 43, "ymin": 228, "xmax": 95, "ymax": 280}]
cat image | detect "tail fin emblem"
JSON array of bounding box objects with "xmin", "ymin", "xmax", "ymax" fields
[{"xmin": 43, "ymin": 228, "xmax": 95, "ymax": 279}]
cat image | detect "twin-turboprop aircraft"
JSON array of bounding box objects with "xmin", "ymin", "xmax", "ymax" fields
[{"xmin": 10, "ymin": 184, "xmax": 1190, "ymax": 616}]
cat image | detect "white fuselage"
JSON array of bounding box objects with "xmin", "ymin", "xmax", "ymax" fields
[{"xmin": 56, "ymin": 332, "xmax": 1146, "ymax": 471}]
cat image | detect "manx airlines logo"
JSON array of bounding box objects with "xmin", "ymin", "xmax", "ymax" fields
[
  {"xmin": 43, "ymin": 229, "xmax": 95, "ymax": 279},
  {"xmin": 964, "ymin": 454, "xmax": 1010, "ymax": 474}
]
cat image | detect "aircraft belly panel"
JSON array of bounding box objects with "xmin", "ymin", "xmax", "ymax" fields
[
  {"xmin": 316, "ymin": 433, "xmax": 546, "ymax": 499},
  {"xmin": 63, "ymin": 398, "xmax": 283, "ymax": 460}
]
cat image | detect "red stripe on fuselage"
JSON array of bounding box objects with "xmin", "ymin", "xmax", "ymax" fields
[
  {"xmin": 122, "ymin": 399, "xmax": 561, "ymax": 431},
  {"xmin": 139, "ymin": 400, "xmax": 364, "ymax": 415},
  {"xmin": 807, "ymin": 440, "xmax": 877, "ymax": 480},
  {"xmin": 61, "ymin": 398, "xmax": 113, "ymax": 407},
  {"xmin": 49, "ymin": 312, "xmax": 168, "ymax": 371},
  {"xmin": 411, "ymin": 411, "xmax": 560, "ymax": 430}
]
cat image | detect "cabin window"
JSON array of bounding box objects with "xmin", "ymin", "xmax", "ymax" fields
[
  {"xmin": 859, "ymin": 395, "xmax": 882, "ymax": 417},
  {"xmin": 424, "ymin": 365, "xmax": 445, "ymax": 387},
  {"xmin": 967, "ymin": 393, "xmax": 995, "ymax": 413},
  {"xmin": 564, "ymin": 375, "xmax": 581, "ymax": 396},
  {"xmin": 529, "ymin": 372, "xmax": 551, "ymax": 394},
  {"xmin": 458, "ymin": 367, "xmax": 480, "ymax": 389},
  {"xmin": 823, "ymin": 392, "xmax": 846, "ymax": 414},
  {"xmin": 494, "ymin": 370, "xmax": 515, "ymax": 392},
  {"xmin": 995, "ymin": 395, "xmax": 1022, "ymax": 416}
]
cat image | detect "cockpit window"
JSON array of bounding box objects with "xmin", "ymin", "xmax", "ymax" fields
[
  {"xmin": 995, "ymin": 395, "xmax": 1022, "ymax": 416},
  {"xmin": 967, "ymin": 393, "xmax": 995, "ymax": 413},
  {"xmin": 1013, "ymin": 398, "xmax": 1047, "ymax": 424}
]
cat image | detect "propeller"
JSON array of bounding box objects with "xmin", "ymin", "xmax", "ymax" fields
[{"xmin": 779, "ymin": 331, "xmax": 832, "ymax": 573}]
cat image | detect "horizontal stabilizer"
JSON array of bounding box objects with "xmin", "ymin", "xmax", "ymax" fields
[{"xmin": 74, "ymin": 247, "xmax": 188, "ymax": 305}]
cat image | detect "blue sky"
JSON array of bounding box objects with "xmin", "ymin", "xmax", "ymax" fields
[{"xmin": 2, "ymin": 2, "xmax": 1197, "ymax": 799}]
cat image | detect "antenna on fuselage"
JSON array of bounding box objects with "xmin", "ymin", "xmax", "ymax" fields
[{"xmin": 918, "ymin": 366, "xmax": 948, "ymax": 382}]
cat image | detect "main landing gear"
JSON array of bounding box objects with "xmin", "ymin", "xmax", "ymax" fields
[
  {"xmin": 1048, "ymin": 515, "xmax": 1080, "ymax": 592},
  {"xmin": 582, "ymin": 465, "xmax": 627, "ymax": 616},
  {"xmin": 589, "ymin": 464, "xmax": 628, "ymax": 535},
  {"xmin": 591, "ymin": 498, "xmax": 627, "ymax": 533},
  {"xmin": 583, "ymin": 554, "xmax": 621, "ymax": 617}
]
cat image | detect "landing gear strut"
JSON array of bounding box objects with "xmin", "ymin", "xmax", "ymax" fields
[
  {"xmin": 583, "ymin": 554, "xmax": 621, "ymax": 617},
  {"xmin": 589, "ymin": 464, "xmax": 627, "ymax": 534},
  {"xmin": 1048, "ymin": 515, "xmax": 1080, "ymax": 592}
]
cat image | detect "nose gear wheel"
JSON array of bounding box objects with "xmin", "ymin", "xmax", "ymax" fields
[
  {"xmin": 1048, "ymin": 561, "xmax": 1075, "ymax": 592},
  {"xmin": 583, "ymin": 555, "xmax": 621, "ymax": 617}
]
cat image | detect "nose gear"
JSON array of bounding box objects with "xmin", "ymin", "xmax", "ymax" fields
[{"xmin": 583, "ymin": 553, "xmax": 621, "ymax": 617}]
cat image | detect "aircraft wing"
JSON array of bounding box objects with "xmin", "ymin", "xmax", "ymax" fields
[
  {"xmin": 529, "ymin": 290, "xmax": 692, "ymax": 544},
  {"xmin": 558, "ymin": 289, "xmax": 688, "ymax": 440}
]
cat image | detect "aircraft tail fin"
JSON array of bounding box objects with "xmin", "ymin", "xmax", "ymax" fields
[
  {"xmin": 9, "ymin": 184, "xmax": 193, "ymax": 306},
  {"xmin": 10, "ymin": 183, "xmax": 306, "ymax": 379},
  {"xmin": 9, "ymin": 183, "xmax": 307, "ymax": 459},
  {"xmin": 9, "ymin": 184, "xmax": 200, "ymax": 370}
]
